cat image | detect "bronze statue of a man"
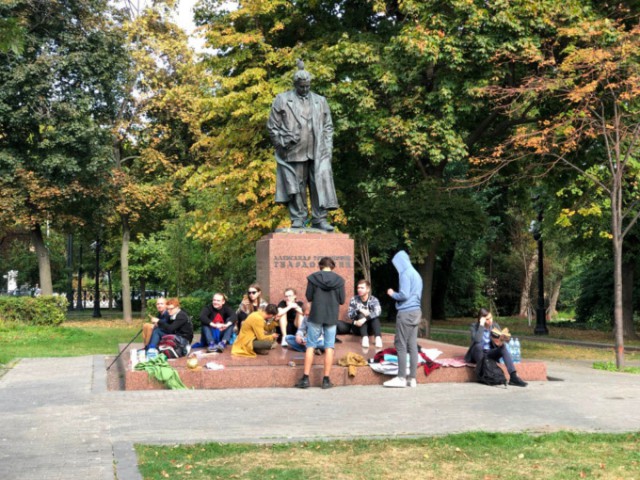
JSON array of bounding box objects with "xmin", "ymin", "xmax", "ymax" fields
[{"xmin": 267, "ymin": 61, "xmax": 339, "ymax": 231}]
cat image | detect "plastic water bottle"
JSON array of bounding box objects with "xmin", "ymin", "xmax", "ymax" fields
[
  {"xmin": 130, "ymin": 349, "xmax": 138, "ymax": 370},
  {"xmin": 147, "ymin": 348, "xmax": 159, "ymax": 361},
  {"xmin": 513, "ymin": 338, "xmax": 521, "ymax": 363}
]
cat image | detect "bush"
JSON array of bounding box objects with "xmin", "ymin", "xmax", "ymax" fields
[
  {"xmin": 147, "ymin": 296, "xmax": 208, "ymax": 323},
  {"xmin": 0, "ymin": 295, "xmax": 67, "ymax": 326}
]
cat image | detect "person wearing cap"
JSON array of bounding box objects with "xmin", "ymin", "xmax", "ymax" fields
[{"xmin": 464, "ymin": 308, "xmax": 528, "ymax": 387}]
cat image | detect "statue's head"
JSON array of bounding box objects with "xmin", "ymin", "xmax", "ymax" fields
[{"xmin": 292, "ymin": 59, "xmax": 312, "ymax": 97}]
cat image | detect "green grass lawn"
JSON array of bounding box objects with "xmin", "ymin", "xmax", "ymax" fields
[
  {"xmin": 135, "ymin": 432, "xmax": 640, "ymax": 480},
  {"xmin": 0, "ymin": 318, "xmax": 143, "ymax": 365}
]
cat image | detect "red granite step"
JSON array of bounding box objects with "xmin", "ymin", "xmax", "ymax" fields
[{"xmin": 120, "ymin": 333, "xmax": 547, "ymax": 390}]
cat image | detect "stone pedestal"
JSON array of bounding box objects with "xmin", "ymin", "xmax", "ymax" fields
[{"xmin": 256, "ymin": 231, "xmax": 354, "ymax": 321}]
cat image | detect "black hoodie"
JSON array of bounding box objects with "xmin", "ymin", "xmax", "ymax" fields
[{"xmin": 305, "ymin": 270, "xmax": 346, "ymax": 326}]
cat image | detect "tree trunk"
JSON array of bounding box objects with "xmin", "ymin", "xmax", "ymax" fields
[
  {"xmin": 621, "ymin": 257, "xmax": 639, "ymax": 339},
  {"xmin": 418, "ymin": 239, "xmax": 439, "ymax": 339},
  {"xmin": 107, "ymin": 270, "xmax": 113, "ymax": 309},
  {"xmin": 31, "ymin": 223, "xmax": 53, "ymax": 295},
  {"xmin": 140, "ymin": 277, "xmax": 146, "ymax": 315},
  {"xmin": 121, "ymin": 214, "xmax": 132, "ymax": 323},
  {"xmin": 431, "ymin": 245, "xmax": 456, "ymax": 320},
  {"xmin": 547, "ymin": 279, "xmax": 562, "ymax": 319},
  {"xmin": 612, "ymin": 175, "xmax": 625, "ymax": 368},
  {"xmin": 354, "ymin": 238, "xmax": 372, "ymax": 285},
  {"xmin": 518, "ymin": 251, "xmax": 538, "ymax": 317}
]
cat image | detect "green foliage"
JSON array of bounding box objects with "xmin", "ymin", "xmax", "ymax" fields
[
  {"xmin": 593, "ymin": 361, "xmax": 640, "ymax": 374},
  {"xmin": 0, "ymin": 295, "xmax": 67, "ymax": 326},
  {"xmin": 574, "ymin": 255, "xmax": 615, "ymax": 330},
  {"xmin": 0, "ymin": 0, "xmax": 127, "ymax": 231}
]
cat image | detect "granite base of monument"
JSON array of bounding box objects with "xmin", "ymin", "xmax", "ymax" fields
[{"xmin": 256, "ymin": 231, "xmax": 354, "ymax": 319}]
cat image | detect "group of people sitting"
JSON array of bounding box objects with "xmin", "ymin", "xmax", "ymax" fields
[
  {"xmin": 141, "ymin": 255, "xmax": 527, "ymax": 389},
  {"xmin": 142, "ymin": 279, "xmax": 382, "ymax": 359}
]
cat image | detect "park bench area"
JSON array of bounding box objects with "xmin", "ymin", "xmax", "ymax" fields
[{"xmin": 111, "ymin": 334, "xmax": 547, "ymax": 390}]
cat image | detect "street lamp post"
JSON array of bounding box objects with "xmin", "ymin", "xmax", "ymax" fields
[
  {"xmin": 76, "ymin": 244, "xmax": 83, "ymax": 310},
  {"xmin": 531, "ymin": 200, "xmax": 549, "ymax": 335},
  {"xmin": 66, "ymin": 234, "xmax": 73, "ymax": 311},
  {"xmin": 92, "ymin": 235, "xmax": 101, "ymax": 318}
]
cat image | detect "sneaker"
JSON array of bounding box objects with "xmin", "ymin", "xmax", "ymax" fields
[
  {"xmin": 322, "ymin": 376, "xmax": 334, "ymax": 389},
  {"xmin": 207, "ymin": 343, "xmax": 216, "ymax": 353},
  {"xmin": 362, "ymin": 336, "xmax": 369, "ymax": 348},
  {"xmin": 281, "ymin": 338, "xmax": 288, "ymax": 347},
  {"xmin": 213, "ymin": 342, "xmax": 225, "ymax": 353},
  {"xmin": 295, "ymin": 376, "xmax": 310, "ymax": 389},
  {"xmin": 508, "ymin": 373, "xmax": 528, "ymax": 387},
  {"xmin": 383, "ymin": 376, "xmax": 407, "ymax": 388},
  {"xmin": 407, "ymin": 378, "xmax": 417, "ymax": 388},
  {"xmin": 374, "ymin": 336, "xmax": 383, "ymax": 348}
]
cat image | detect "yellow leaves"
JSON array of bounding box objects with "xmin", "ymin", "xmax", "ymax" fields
[{"xmin": 567, "ymin": 80, "xmax": 598, "ymax": 103}]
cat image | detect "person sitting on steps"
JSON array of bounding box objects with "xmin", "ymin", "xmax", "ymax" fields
[
  {"xmin": 464, "ymin": 308, "xmax": 528, "ymax": 387},
  {"xmin": 347, "ymin": 279, "xmax": 383, "ymax": 349},
  {"xmin": 199, "ymin": 293, "xmax": 237, "ymax": 353},
  {"xmin": 231, "ymin": 304, "xmax": 279, "ymax": 357},
  {"xmin": 275, "ymin": 287, "xmax": 304, "ymax": 347}
]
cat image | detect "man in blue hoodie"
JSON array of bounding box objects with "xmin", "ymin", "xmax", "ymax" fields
[{"xmin": 385, "ymin": 250, "xmax": 423, "ymax": 388}]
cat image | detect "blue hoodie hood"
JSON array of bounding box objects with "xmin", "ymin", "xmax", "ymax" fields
[{"xmin": 391, "ymin": 250, "xmax": 422, "ymax": 312}]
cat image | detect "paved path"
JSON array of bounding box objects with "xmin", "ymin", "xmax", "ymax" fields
[{"xmin": 1, "ymin": 356, "xmax": 639, "ymax": 480}]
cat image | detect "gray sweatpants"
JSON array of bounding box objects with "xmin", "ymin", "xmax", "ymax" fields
[{"xmin": 395, "ymin": 309, "xmax": 421, "ymax": 379}]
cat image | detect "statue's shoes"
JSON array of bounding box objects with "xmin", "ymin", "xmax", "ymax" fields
[
  {"xmin": 312, "ymin": 221, "xmax": 334, "ymax": 232},
  {"xmin": 291, "ymin": 220, "xmax": 305, "ymax": 228}
]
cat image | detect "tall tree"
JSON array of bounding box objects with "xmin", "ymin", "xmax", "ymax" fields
[
  {"xmin": 474, "ymin": 18, "xmax": 640, "ymax": 367},
  {"xmin": 0, "ymin": 0, "xmax": 127, "ymax": 294},
  {"xmin": 111, "ymin": 0, "xmax": 198, "ymax": 320},
  {"xmin": 190, "ymin": 0, "xmax": 592, "ymax": 335}
]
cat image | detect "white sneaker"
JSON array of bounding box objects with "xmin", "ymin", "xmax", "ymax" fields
[
  {"xmin": 407, "ymin": 378, "xmax": 417, "ymax": 388},
  {"xmin": 362, "ymin": 336, "xmax": 369, "ymax": 348},
  {"xmin": 281, "ymin": 338, "xmax": 287, "ymax": 347},
  {"xmin": 383, "ymin": 376, "xmax": 407, "ymax": 388},
  {"xmin": 374, "ymin": 336, "xmax": 383, "ymax": 348}
]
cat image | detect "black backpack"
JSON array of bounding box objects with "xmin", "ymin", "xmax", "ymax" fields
[{"xmin": 475, "ymin": 355, "xmax": 507, "ymax": 386}]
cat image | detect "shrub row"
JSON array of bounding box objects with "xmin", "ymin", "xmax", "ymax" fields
[{"xmin": 0, "ymin": 295, "xmax": 68, "ymax": 326}]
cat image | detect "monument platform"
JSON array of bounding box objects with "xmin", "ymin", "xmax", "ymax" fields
[{"xmin": 116, "ymin": 334, "xmax": 547, "ymax": 390}]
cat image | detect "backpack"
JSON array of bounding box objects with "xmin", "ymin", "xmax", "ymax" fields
[
  {"xmin": 158, "ymin": 334, "xmax": 189, "ymax": 359},
  {"xmin": 475, "ymin": 355, "xmax": 507, "ymax": 386}
]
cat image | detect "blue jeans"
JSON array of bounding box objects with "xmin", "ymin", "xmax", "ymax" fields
[
  {"xmin": 148, "ymin": 327, "xmax": 169, "ymax": 349},
  {"xmin": 306, "ymin": 322, "xmax": 336, "ymax": 349},
  {"xmin": 201, "ymin": 325, "xmax": 233, "ymax": 345},
  {"xmin": 285, "ymin": 334, "xmax": 325, "ymax": 352}
]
